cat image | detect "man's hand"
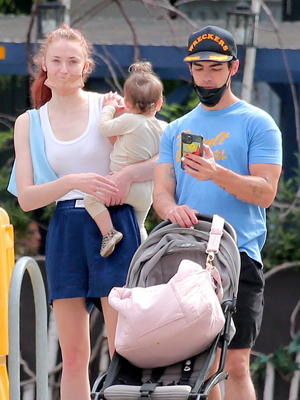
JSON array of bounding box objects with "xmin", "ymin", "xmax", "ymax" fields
[
  {"xmin": 166, "ymin": 204, "xmax": 199, "ymax": 228},
  {"xmin": 182, "ymin": 144, "xmax": 217, "ymax": 181}
]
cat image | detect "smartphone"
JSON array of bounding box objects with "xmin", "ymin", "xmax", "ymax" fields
[{"xmin": 181, "ymin": 131, "xmax": 204, "ymax": 169}]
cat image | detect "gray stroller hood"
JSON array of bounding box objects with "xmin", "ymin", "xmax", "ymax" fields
[
  {"xmin": 126, "ymin": 214, "xmax": 240, "ymax": 304},
  {"xmin": 91, "ymin": 214, "xmax": 241, "ymax": 400}
]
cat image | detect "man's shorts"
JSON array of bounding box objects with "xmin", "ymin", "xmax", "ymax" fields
[
  {"xmin": 229, "ymin": 252, "xmax": 265, "ymax": 349},
  {"xmin": 45, "ymin": 200, "xmax": 140, "ymax": 305}
]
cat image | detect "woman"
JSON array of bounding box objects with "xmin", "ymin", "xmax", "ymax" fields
[{"xmin": 9, "ymin": 24, "xmax": 156, "ymax": 400}]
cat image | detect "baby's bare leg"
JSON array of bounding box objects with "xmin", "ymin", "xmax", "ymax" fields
[{"xmin": 84, "ymin": 194, "xmax": 113, "ymax": 235}]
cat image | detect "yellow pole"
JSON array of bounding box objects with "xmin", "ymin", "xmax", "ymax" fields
[{"xmin": 0, "ymin": 208, "xmax": 15, "ymax": 400}]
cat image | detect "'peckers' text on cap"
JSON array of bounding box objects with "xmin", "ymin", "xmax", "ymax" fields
[{"xmin": 184, "ymin": 26, "xmax": 237, "ymax": 63}]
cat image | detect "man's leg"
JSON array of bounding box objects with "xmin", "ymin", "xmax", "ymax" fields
[
  {"xmin": 224, "ymin": 348, "xmax": 256, "ymax": 400},
  {"xmin": 223, "ymin": 253, "xmax": 264, "ymax": 400}
]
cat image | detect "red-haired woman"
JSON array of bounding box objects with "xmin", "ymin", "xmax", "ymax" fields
[{"xmin": 9, "ymin": 24, "xmax": 155, "ymax": 400}]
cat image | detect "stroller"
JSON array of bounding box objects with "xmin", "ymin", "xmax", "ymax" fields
[{"xmin": 91, "ymin": 213, "xmax": 240, "ymax": 400}]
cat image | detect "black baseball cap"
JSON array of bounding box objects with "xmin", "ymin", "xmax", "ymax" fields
[{"xmin": 184, "ymin": 26, "xmax": 237, "ymax": 63}]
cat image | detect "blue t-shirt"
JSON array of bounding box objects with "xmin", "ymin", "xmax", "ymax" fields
[{"xmin": 158, "ymin": 100, "xmax": 282, "ymax": 264}]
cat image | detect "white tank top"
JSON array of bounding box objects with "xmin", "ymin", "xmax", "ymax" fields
[{"xmin": 40, "ymin": 91, "xmax": 112, "ymax": 202}]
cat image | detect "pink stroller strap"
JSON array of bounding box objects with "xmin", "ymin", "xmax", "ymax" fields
[{"xmin": 206, "ymin": 214, "xmax": 225, "ymax": 254}]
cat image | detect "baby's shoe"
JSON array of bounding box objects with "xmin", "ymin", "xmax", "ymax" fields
[{"xmin": 101, "ymin": 228, "xmax": 123, "ymax": 257}]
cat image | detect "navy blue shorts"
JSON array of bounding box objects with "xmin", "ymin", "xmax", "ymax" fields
[
  {"xmin": 45, "ymin": 200, "xmax": 140, "ymax": 305},
  {"xmin": 229, "ymin": 252, "xmax": 265, "ymax": 349}
]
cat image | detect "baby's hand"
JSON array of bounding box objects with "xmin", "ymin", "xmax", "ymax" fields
[
  {"xmin": 104, "ymin": 92, "xmax": 119, "ymax": 108},
  {"xmin": 104, "ymin": 91, "xmax": 125, "ymax": 109},
  {"xmin": 105, "ymin": 98, "xmax": 119, "ymax": 108}
]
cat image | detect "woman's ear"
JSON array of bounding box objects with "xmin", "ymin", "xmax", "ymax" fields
[
  {"xmin": 42, "ymin": 61, "xmax": 47, "ymax": 72},
  {"xmin": 83, "ymin": 61, "xmax": 91, "ymax": 75}
]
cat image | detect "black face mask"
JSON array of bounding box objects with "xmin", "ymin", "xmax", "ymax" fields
[{"xmin": 192, "ymin": 70, "xmax": 231, "ymax": 108}]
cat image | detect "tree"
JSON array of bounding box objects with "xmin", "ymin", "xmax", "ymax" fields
[{"xmin": 0, "ymin": 0, "xmax": 33, "ymax": 14}]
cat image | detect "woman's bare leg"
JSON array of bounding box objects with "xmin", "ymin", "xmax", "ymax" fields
[
  {"xmin": 53, "ymin": 298, "xmax": 91, "ymax": 400},
  {"xmin": 101, "ymin": 297, "xmax": 118, "ymax": 358},
  {"xmin": 207, "ymin": 348, "xmax": 222, "ymax": 400}
]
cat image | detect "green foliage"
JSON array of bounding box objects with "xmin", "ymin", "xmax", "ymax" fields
[
  {"xmin": 0, "ymin": 162, "xmax": 33, "ymax": 237},
  {"xmin": 251, "ymin": 354, "xmax": 270, "ymax": 381},
  {"xmin": 0, "ymin": 0, "xmax": 33, "ymax": 14},
  {"xmin": 251, "ymin": 333, "xmax": 300, "ymax": 382},
  {"xmin": 145, "ymin": 206, "xmax": 163, "ymax": 233},
  {"xmin": 0, "ymin": 129, "xmax": 28, "ymax": 230},
  {"xmin": 0, "ymin": 129, "xmax": 12, "ymax": 148},
  {"xmin": 160, "ymin": 91, "xmax": 198, "ymax": 122},
  {"xmin": 262, "ymin": 169, "xmax": 300, "ymax": 269},
  {"xmin": 0, "ymin": 127, "xmax": 38, "ymax": 248}
]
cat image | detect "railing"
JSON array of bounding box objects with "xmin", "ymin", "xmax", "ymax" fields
[{"xmin": 8, "ymin": 256, "xmax": 48, "ymax": 400}]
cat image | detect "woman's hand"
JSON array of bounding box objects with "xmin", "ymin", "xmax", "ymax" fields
[
  {"xmin": 103, "ymin": 172, "xmax": 130, "ymax": 206},
  {"xmin": 76, "ymin": 173, "xmax": 119, "ymax": 202}
]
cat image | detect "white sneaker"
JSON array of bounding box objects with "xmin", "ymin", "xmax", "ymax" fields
[{"xmin": 100, "ymin": 228, "xmax": 123, "ymax": 257}]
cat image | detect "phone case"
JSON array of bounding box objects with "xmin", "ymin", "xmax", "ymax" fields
[{"xmin": 181, "ymin": 131, "xmax": 203, "ymax": 169}]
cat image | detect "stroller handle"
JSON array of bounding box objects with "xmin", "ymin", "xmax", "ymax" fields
[{"xmin": 150, "ymin": 213, "xmax": 237, "ymax": 243}]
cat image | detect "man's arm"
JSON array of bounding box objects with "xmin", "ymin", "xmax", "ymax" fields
[
  {"xmin": 153, "ymin": 163, "xmax": 198, "ymax": 227},
  {"xmin": 215, "ymin": 162, "xmax": 282, "ymax": 208},
  {"xmin": 182, "ymin": 144, "xmax": 282, "ymax": 208}
]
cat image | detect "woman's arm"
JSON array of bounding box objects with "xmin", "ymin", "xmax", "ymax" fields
[
  {"xmin": 120, "ymin": 154, "xmax": 159, "ymax": 183},
  {"xmin": 14, "ymin": 113, "xmax": 119, "ymax": 212},
  {"xmin": 105, "ymin": 154, "xmax": 159, "ymax": 206}
]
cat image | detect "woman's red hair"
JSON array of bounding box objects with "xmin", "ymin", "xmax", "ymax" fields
[
  {"xmin": 31, "ymin": 69, "xmax": 52, "ymax": 109},
  {"xmin": 30, "ymin": 24, "xmax": 95, "ymax": 109}
]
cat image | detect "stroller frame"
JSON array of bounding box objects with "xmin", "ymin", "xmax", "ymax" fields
[{"xmin": 91, "ymin": 214, "xmax": 240, "ymax": 400}]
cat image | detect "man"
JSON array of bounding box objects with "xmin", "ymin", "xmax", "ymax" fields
[{"xmin": 153, "ymin": 25, "xmax": 282, "ymax": 400}]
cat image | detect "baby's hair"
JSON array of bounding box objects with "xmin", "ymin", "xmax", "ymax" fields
[
  {"xmin": 31, "ymin": 24, "xmax": 95, "ymax": 109},
  {"xmin": 128, "ymin": 61, "xmax": 154, "ymax": 75},
  {"xmin": 124, "ymin": 61, "xmax": 163, "ymax": 114}
]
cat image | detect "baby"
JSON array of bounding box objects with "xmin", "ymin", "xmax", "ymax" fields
[{"xmin": 84, "ymin": 61, "xmax": 167, "ymax": 257}]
